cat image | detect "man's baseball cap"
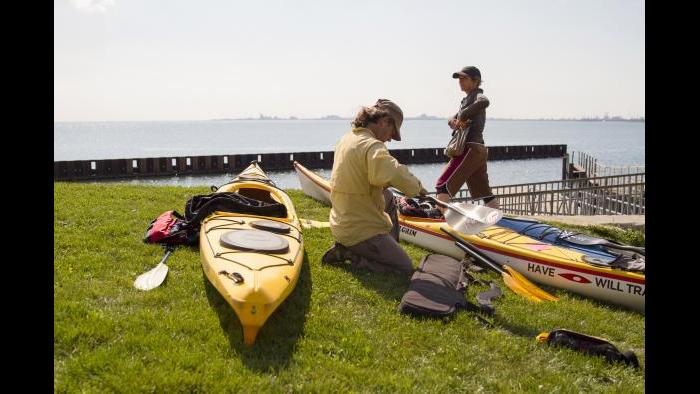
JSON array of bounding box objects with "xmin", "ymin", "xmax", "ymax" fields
[
  {"xmin": 452, "ymin": 66, "xmax": 481, "ymax": 80},
  {"xmin": 374, "ymin": 98, "xmax": 403, "ymax": 141}
]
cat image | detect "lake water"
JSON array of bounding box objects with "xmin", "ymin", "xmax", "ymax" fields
[{"xmin": 54, "ymin": 119, "xmax": 644, "ymax": 189}]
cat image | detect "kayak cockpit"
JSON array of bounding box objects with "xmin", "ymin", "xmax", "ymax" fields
[{"xmin": 237, "ymin": 186, "xmax": 280, "ymax": 205}]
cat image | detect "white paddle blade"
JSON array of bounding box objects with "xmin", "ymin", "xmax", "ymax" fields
[
  {"xmin": 452, "ymin": 202, "xmax": 503, "ymax": 225},
  {"xmin": 444, "ymin": 203, "xmax": 502, "ymax": 235},
  {"xmin": 134, "ymin": 262, "xmax": 169, "ymax": 291},
  {"xmin": 444, "ymin": 211, "xmax": 489, "ymax": 234},
  {"xmin": 299, "ymin": 218, "xmax": 331, "ymax": 229}
]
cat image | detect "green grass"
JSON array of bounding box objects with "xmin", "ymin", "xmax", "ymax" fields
[{"xmin": 55, "ymin": 183, "xmax": 645, "ymax": 393}]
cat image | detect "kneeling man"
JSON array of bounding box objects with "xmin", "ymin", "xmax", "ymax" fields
[{"xmin": 322, "ymin": 99, "xmax": 427, "ymax": 273}]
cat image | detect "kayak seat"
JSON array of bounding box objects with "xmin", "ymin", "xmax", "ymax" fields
[
  {"xmin": 397, "ymin": 196, "xmax": 444, "ymax": 219},
  {"xmin": 237, "ymin": 187, "xmax": 279, "ymax": 205}
]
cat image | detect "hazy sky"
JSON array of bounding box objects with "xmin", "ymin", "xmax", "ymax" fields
[{"xmin": 54, "ymin": 0, "xmax": 645, "ymax": 121}]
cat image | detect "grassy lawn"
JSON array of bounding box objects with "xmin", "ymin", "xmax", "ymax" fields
[{"xmin": 54, "ymin": 183, "xmax": 645, "ymax": 392}]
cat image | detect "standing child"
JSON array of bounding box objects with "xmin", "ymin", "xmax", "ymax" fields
[{"xmin": 435, "ymin": 65, "xmax": 499, "ymax": 209}]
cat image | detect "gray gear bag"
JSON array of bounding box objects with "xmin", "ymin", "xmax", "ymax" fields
[{"xmin": 399, "ymin": 254, "xmax": 501, "ymax": 318}]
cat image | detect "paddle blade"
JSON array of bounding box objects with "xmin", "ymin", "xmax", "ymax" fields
[
  {"xmin": 503, "ymin": 264, "xmax": 559, "ymax": 302},
  {"xmin": 134, "ymin": 262, "xmax": 169, "ymax": 291},
  {"xmin": 439, "ymin": 224, "xmax": 556, "ymax": 303},
  {"xmin": 454, "ymin": 202, "xmax": 503, "ymax": 224},
  {"xmin": 501, "ymin": 271, "xmax": 545, "ymax": 302},
  {"xmin": 444, "ymin": 202, "xmax": 502, "ymax": 235},
  {"xmin": 299, "ymin": 218, "xmax": 331, "ymax": 229}
]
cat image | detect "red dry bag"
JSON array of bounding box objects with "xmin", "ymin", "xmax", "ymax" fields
[{"xmin": 143, "ymin": 210, "xmax": 196, "ymax": 246}]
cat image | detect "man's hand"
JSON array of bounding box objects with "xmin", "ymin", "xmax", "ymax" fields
[{"xmin": 448, "ymin": 119, "xmax": 458, "ymax": 130}]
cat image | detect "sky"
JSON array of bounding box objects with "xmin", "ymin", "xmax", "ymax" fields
[{"xmin": 54, "ymin": 0, "xmax": 645, "ymax": 121}]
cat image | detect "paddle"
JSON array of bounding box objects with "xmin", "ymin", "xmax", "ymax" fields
[
  {"xmin": 561, "ymin": 232, "xmax": 646, "ymax": 256},
  {"xmin": 299, "ymin": 218, "xmax": 331, "ymax": 229},
  {"xmin": 388, "ymin": 187, "xmax": 502, "ymax": 235},
  {"xmin": 440, "ymin": 226, "xmax": 558, "ymax": 303},
  {"xmin": 134, "ymin": 245, "xmax": 176, "ymax": 291},
  {"xmin": 504, "ymin": 217, "xmax": 646, "ymax": 256}
]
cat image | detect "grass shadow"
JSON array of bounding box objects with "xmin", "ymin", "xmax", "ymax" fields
[
  {"xmin": 559, "ymin": 290, "xmax": 644, "ymax": 315},
  {"xmin": 203, "ymin": 250, "xmax": 313, "ymax": 373},
  {"xmin": 491, "ymin": 315, "xmax": 543, "ymax": 338},
  {"xmin": 330, "ymin": 263, "xmax": 412, "ymax": 302}
]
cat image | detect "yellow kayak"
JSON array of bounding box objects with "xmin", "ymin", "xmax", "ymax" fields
[
  {"xmin": 293, "ymin": 161, "xmax": 644, "ymax": 313},
  {"xmin": 200, "ymin": 162, "xmax": 304, "ymax": 345}
]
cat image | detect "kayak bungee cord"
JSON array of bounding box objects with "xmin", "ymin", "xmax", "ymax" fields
[
  {"xmin": 215, "ymin": 250, "xmax": 293, "ymax": 265},
  {"xmin": 204, "ymin": 217, "xmax": 246, "ymax": 227},
  {"xmin": 204, "ymin": 215, "xmax": 302, "ymax": 242},
  {"xmin": 201, "ymin": 214, "xmax": 303, "ymax": 271},
  {"xmin": 205, "ymin": 221, "xmax": 302, "ymax": 244},
  {"xmin": 203, "ymin": 227, "xmax": 301, "ymax": 271},
  {"xmin": 478, "ymin": 228, "xmax": 584, "ymax": 262}
]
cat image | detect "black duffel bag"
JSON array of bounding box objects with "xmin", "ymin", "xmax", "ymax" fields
[{"xmin": 184, "ymin": 191, "xmax": 288, "ymax": 226}]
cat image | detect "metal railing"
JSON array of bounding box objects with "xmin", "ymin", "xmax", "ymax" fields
[
  {"xmin": 450, "ymin": 173, "xmax": 645, "ymax": 215},
  {"xmin": 571, "ymin": 151, "xmax": 645, "ymax": 178}
]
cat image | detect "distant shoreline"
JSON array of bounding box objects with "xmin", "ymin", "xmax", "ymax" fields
[
  {"xmin": 209, "ymin": 117, "xmax": 645, "ymax": 122},
  {"xmin": 54, "ymin": 117, "xmax": 646, "ymax": 123}
]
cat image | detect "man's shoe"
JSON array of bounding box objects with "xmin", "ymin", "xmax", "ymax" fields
[{"xmin": 322, "ymin": 243, "xmax": 350, "ymax": 265}]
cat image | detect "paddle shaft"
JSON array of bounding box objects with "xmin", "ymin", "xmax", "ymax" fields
[
  {"xmin": 423, "ymin": 194, "xmax": 449, "ymax": 209},
  {"xmin": 441, "ymin": 227, "xmax": 506, "ymax": 275},
  {"xmin": 134, "ymin": 245, "xmax": 176, "ymax": 291},
  {"xmin": 420, "ymin": 193, "xmax": 486, "ymax": 203},
  {"xmin": 510, "ymin": 218, "xmax": 644, "ymax": 256},
  {"xmin": 159, "ymin": 248, "xmax": 174, "ymax": 265},
  {"xmin": 602, "ymin": 243, "xmax": 645, "ymax": 255},
  {"xmin": 441, "ymin": 226, "xmax": 558, "ymax": 303}
]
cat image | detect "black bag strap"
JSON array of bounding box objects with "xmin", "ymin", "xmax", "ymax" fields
[
  {"xmin": 185, "ymin": 192, "xmax": 287, "ymax": 225},
  {"xmin": 461, "ymin": 271, "xmax": 502, "ymax": 316}
]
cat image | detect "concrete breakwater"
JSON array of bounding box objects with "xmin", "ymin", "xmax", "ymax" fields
[{"xmin": 54, "ymin": 144, "xmax": 566, "ymax": 181}]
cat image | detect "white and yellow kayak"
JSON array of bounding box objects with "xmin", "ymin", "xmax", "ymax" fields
[
  {"xmin": 200, "ymin": 162, "xmax": 304, "ymax": 345},
  {"xmin": 293, "ymin": 161, "xmax": 645, "ymax": 313}
]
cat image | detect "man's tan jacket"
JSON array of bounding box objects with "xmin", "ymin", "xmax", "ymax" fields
[{"xmin": 329, "ymin": 127, "xmax": 423, "ymax": 246}]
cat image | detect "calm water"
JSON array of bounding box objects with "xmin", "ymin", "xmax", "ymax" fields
[{"xmin": 54, "ymin": 119, "xmax": 644, "ymax": 189}]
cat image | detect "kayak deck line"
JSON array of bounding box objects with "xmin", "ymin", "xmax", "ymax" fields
[
  {"xmin": 205, "ymin": 215, "xmax": 303, "ymax": 242},
  {"xmin": 203, "ymin": 215, "xmax": 303, "ymax": 271}
]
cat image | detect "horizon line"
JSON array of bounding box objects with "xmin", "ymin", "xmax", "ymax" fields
[{"xmin": 54, "ymin": 116, "xmax": 646, "ymax": 123}]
